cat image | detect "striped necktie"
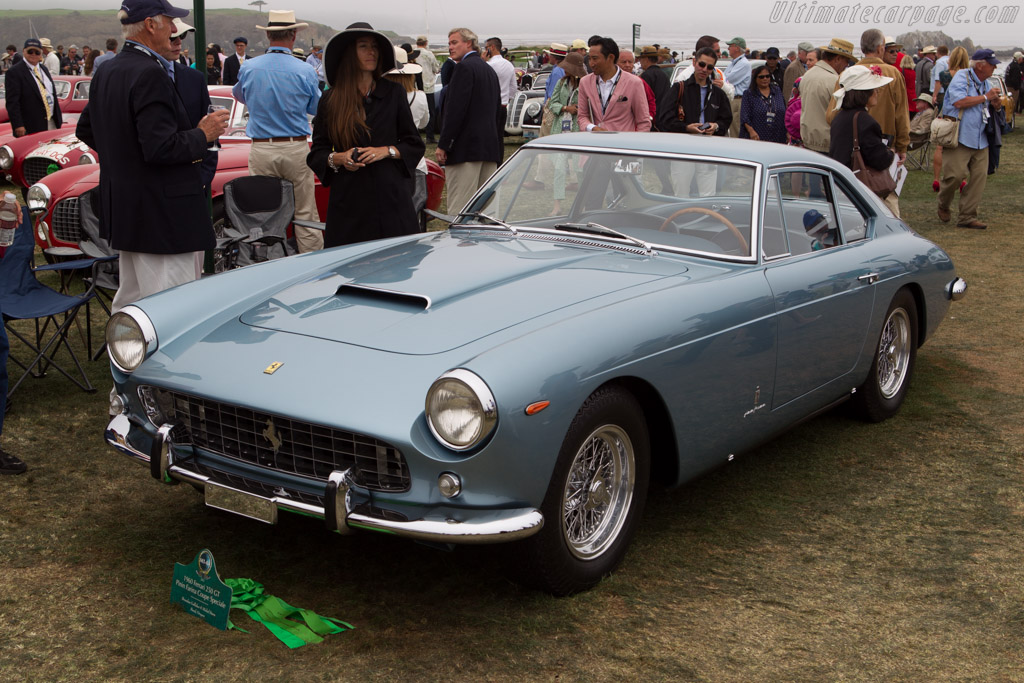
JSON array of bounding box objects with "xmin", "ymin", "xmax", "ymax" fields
[{"xmin": 33, "ymin": 66, "xmax": 53, "ymax": 120}]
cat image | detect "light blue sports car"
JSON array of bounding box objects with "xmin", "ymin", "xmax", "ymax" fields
[{"xmin": 105, "ymin": 133, "xmax": 966, "ymax": 595}]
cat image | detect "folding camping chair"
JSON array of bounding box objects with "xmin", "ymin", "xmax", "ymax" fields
[
  {"xmin": 0, "ymin": 206, "xmax": 113, "ymax": 398},
  {"xmin": 76, "ymin": 187, "xmax": 120, "ymax": 360},
  {"xmin": 905, "ymin": 134, "xmax": 932, "ymax": 171},
  {"xmin": 216, "ymin": 176, "xmax": 297, "ymax": 271}
]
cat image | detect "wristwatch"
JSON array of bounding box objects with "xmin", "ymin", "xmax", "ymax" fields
[{"xmin": 387, "ymin": 146, "xmax": 396, "ymax": 158}]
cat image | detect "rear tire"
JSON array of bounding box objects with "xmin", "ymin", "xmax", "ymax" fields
[
  {"xmin": 513, "ymin": 385, "xmax": 650, "ymax": 595},
  {"xmin": 853, "ymin": 289, "xmax": 918, "ymax": 422}
]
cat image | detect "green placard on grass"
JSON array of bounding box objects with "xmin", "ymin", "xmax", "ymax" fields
[{"xmin": 170, "ymin": 549, "xmax": 232, "ymax": 630}]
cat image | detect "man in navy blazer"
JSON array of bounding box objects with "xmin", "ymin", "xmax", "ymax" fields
[
  {"xmin": 76, "ymin": 0, "xmax": 227, "ymax": 313},
  {"xmin": 435, "ymin": 27, "xmax": 501, "ymax": 214},
  {"xmin": 165, "ymin": 19, "xmax": 217, "ymax": 188},
  {"xmin": 221, "ymin": 36, "xmax": 247, "ymax": 86},
  {"xmin": 4, "ymin": 38, "xmax": 63, "ymax": 137}
]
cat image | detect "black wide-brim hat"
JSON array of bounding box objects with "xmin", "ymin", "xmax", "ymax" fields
[{"xmin": 324, "ymin": 22, "xmax": 395, "ymax": 87}]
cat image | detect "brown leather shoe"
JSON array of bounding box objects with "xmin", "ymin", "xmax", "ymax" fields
[
  {"xmin": 937, "ymin": 207, "xmax": 951, "ymax": 222},
  {"xmin": 957, "ymin": 220, "xmax": 987, "ymax": 229},
  {"xmin": 521, "ymin": 180, "xmax": 545, "ymax": 190}
]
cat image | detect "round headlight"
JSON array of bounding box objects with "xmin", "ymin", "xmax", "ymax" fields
[
  {"xmin": 77, "ymin": 152, "xmax": 96, "ymax": 166},
  {"xmin": 0, "ymin": 146, "xmax": 12, "ymax": 170},
  {"xmin": 106, "ymin": 307, "xmax": 157, "ymax": 373},
  {"xmin": 525, "ymin": 101, "xmax": 541, "ymax": 117},
  {"xmin": 26, "ymin": 183, "xmax": 51, "ymax": 216},
  {"xmin": 425, "ymin": 369, "xmax": 497, "ymax": 451}
]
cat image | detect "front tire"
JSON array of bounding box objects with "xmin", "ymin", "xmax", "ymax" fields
[
  {"xmin": 515, "ymin": 386, "xmax": 650, "ymax": 595},
  {"xmin": 853, "ymin": 289, "xmax": 918, "ymax": 422}
]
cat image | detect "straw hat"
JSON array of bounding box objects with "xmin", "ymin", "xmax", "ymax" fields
[
  {"xmin": 820, "ymin": 38, "xmax": 855, "ymax": 60},
  {"xmin": 323, "ymin": 21, "xmax": 396, "ymax": 87},
  {"xmin": 256, "ymin": 10, "xmax": 308, "ymax": 31},
  {"xmin": 914, "ymin": 92, "xmax": 933, "ymax": 106},
  {"xmin": 388, "ymin": 46, "xmax": 422, "ymax": 75},
  {"xmin": 545, "ymin": 42, "xmax": 568, "ymax": 57},
  {"xmin": 639, "ymin": 45, "xmax": 659, "ymax": 59}
]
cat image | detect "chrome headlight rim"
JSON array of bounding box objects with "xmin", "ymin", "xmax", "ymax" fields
[
  {"xmin": 77, "ymin": 152, "xmax": 96, "ymax": 165},
  {"xmin": 26, "ymin": 183, "xmax": 51, "ymax": 216},
  {"xmin": 0, "ymin": 145, "xmax": 13, "ymax": 170},
  {"xmin": 106, "ymin": 305, "xmax": 158, "ymax": 373},
  {"xmin": 425, "ymin": 369, "xmax": 497, "ymax": 452},
  {"xmin": 524, "ymin": 101, "xmax": 542, "ymax": 117}
]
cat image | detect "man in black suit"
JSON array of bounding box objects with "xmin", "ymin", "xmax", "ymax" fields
[
  {"xmin": 76, "ymin": 0, "xmax": 227, "ymax": 312},
  {"xmin": 165, "ymin": 19, "xmax": 217, "ymax": 188},
  {"xmin": 4, "ymin": 38, "xmax": 62, "ymax": 137},
  {"xmin": 221, "ymin": 36, "xmax": 247, "ymax": 86},
  {"xmin": 435, "ymin": 27, "xmax": 501, "ymax": 214}
]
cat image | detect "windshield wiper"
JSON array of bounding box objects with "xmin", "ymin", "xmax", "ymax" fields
[
  {"xmin": 453, "ymin": 211, "xmax": 518, "ymax": 235},
  {"xmin": 553, "ymin": 222, "xmax": 655, "ymax": 254}
]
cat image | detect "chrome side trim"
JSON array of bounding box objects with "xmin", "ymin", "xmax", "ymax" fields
[{"xmin": 105, "ymin": 416, "xmax": 544, "ymax": 544}]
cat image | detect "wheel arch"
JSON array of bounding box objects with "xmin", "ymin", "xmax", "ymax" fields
[
  {"xmin": 597, "ymin": 376, "xmax": 679, "ymax": 488},
  {"xmin": 900, "ymin": 281, "xmax": 927, "ymax": 347}
]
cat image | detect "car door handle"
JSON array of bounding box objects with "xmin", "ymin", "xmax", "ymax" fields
[{"xmin": 858, "ymin": 272, "xmax": 880, "ymax": 284}]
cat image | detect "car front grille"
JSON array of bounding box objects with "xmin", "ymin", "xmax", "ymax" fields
[
  {"xmin": 152, "ymin": 388, "xmax": 411, "ymax": 492},
  {"xmin": 508, "ymin": 91, "xmax": 527, "ymax": 127},
  {"xmin": 23, "ymin": 157, "xmax": 57, "ymax": 186},
  {"xmin": 194, "ymin": 463, "xmax": 327, "ymax": 507},
  {"xmin": 52, "ymin": 197, "xmax": 81, "ymax": 244}
]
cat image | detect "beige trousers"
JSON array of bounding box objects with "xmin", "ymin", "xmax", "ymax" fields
[
  {"xmin": 938, "ymin": 144, "xmax": 988, "ymax": 225},
  {"xmin": 445, "ymin": 161, "xmax": 498, "ymax": 216},
  {"xmin": 111, "ymin": 250, "xmax": 202, "ymax": 313},
  {"xmin": 248, "ymin": 140, "xmax": 323, "ymax": 253},
  {"xmin": 730, "ymin": 98, "xmax": 743, "ymax": 138}
]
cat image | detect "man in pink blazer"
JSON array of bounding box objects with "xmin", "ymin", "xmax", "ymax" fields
[{"xmin": 577, "ymin": 37, "xmax": 652, "ymax": 132}]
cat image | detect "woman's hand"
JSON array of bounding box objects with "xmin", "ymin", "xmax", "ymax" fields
[
  {"xmin": 333, "ymin": 148, "xmax": 364, "ymax": 172},
  {"xmin": 354, "ymin": 146, "xmax": 390, "ymax": 165},
  {"xmin": 563, "ymin": 104, "xmax": 577, "ymax": 115}
]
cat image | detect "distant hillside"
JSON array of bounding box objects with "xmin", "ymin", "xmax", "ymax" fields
[{"xmin": 0, "ymin": 9, "xmax": 347, "ymax": 56}]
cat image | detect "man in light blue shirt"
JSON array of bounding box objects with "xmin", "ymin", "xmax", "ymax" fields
[
  {"xmin": 723, "ymin": 37, "xmax": 750, "ymax": 137},
  {"xmin": 937, "ymin": 49, "xmax": 1000, "ymax": 229},
  {"xmin": 233, "ymin": 9, "xmax": 322, "ymax": 251}
]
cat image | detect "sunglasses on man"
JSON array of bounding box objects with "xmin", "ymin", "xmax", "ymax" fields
[{"xmin": 25, "ymin": 49, "xmax": 41, "ymax": 56}]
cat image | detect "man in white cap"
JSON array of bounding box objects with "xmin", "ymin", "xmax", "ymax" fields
[
  {"xmin": 76, "ymin": 0, "xmax": 229, "ymax": 313},
  {"xmin": 414, "ymin": 36, "xmax": 440, "ymax": 142},
  {"xmin": 233, "ymin": 10, "xmax": 322, "ymax": 252},
  {"xmin": 39, "ymin": 38, "xmax": 60, "ymax": 76}
]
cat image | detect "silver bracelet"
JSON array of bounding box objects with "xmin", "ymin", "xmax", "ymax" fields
[{"xmin": 327, "ymin": 152, "xmax": 339, "ymax": 172}]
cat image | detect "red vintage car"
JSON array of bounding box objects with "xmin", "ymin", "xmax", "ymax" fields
[
  {"xmin": 27, "ymin": 141, "xmax": 445, "ymax": 253},
  {"xmin": 0, "ymin": 75, "xmax": 91, "ymax": 128},
  {"xmin": 0, "ymin": 124, "xmax": 91, "ymax": 187}
]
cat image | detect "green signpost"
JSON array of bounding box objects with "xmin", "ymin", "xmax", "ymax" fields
[
  {"xmin": 170, "ymin": 548, "xmax": 232, "ymax": 630},
  {"xmin": 632, "ymin": 24, "xmax": 641, "ymax": 54}
]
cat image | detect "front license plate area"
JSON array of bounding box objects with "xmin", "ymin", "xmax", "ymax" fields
[
  {"xmin": 523, "ymin": 129, "xmax": 538, "ymax": 139},
  {"xmin": 205, "ymin": 483, "xmax": 278, "ymax": 524}
]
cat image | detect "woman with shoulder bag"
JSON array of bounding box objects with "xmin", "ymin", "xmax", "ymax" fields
[
  {"xmin": 547, "ymin": 52, "xmax": 585, "ymax": 214},
  {"xmin": 384, "ymin": 46, "xmax": 430, "ymax": 227},
  {"xmin": 829, "ymin": 65, "xmax": 896, "ymax": 202}
]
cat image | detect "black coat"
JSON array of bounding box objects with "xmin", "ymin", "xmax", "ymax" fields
[
  {"xmin": 3, "ymin": 59, "xmax": 63, "ymax": 134},
  {"xmin": 307, "ymin": 79, "xmax": 425, "ymax": 247},
  {"xmin": 641, "ymin": 64, "xmax": 671, "ymax": 108},
  {"xmin": 173, "ymin": 62, "xmax": 218, "ymax": 189},
  {"xmin": 222, "ymin": 53, "xmax": 242, "ymax": 86},
  {"xmin": 437, "ymin": 52, "xmax": 501, "ymax": 165},
  {"xmin": 1005, "ymin": 60, "xmax": 1022, "ymax": 90},
  {"xmin": 829, "ymin": 108, "xmax": 894, "ymax": 171},
  {"xmin": 656, "ymin": 75, "xmax": 732, "ymax": 135},
  {"xmin": 76, "ymin": 45, "xmax": 213, "ymax": 254}
]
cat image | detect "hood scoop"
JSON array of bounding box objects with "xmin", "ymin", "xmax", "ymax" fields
[{"xmin": 335, "ymin": 283, "xmax": 430, "ymax": 311}]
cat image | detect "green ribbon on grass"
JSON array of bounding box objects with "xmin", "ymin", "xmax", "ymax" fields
[{"xmin": 225, "ymin": 578, "xmax": 353, "ymax": 648}]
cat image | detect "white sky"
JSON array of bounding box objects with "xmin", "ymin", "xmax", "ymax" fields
[{"xmin": 7, "ymin": 1, "xmax": 1022, "ymax": 46}]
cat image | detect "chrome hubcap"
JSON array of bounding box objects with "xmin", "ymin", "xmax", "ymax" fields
[
  {"xmin": 877, "ymin": 308, "xmax": 911, "ymax": 399},
  {"xmin": 561, "ymin": 425, "xmax": 634, "ymax": 560}
]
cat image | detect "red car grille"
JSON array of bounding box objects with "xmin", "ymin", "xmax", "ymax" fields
[
  {"xmin": 152, "ymin": 388, "xmax": 411, "ymax": 492},
  {"xmin": 23, "ymin": 157, "xmax": 57, "ymax": 187},
  {"xmin": 52, "ymin": 197, "xmax": 81, "ymax": 244}
]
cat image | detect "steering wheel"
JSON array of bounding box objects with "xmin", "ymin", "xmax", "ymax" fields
[{"xmin": 658, "ymin": 207, "xmax": 749, "ymax": 253}]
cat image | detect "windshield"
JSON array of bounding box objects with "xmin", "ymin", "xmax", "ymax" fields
[{"xmin": 461, "ymin": 147, "xmax": 757, "ymax": 259}]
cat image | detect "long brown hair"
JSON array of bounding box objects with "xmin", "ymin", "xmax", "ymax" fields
[{"xmin": 322, "ymin": 38, "xmax": 384, "ymax": 150}]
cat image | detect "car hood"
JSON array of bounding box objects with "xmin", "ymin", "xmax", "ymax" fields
[{"xmin": 239, "ymin": 231, "xmax": 691, "ymax": 354}]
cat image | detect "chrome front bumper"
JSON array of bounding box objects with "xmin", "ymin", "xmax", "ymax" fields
[{"xmin": 105, "ymin": 415, "xmax": 543, "ymax": 544}]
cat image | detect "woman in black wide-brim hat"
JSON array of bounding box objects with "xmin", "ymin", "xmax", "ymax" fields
[{"xmin": 306, "ymin": 22, "xmax": 425, "ymax": 246}]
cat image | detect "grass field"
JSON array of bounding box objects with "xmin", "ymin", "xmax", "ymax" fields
[{"xmin": 1, "ymin": 132, "xmax": 1022, "ymax": 681}]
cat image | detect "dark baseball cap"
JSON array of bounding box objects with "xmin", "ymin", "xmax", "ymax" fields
[
  {"xmin": 233, "ymin": 36, "xmax": 248, "ymax": 45},
  {"xmin": 970, "ymin": 48, "xmax": 1000, "ymax": 65},
  {"xmin": 23, "ymin": 38, "xmax": 42, "ymax": 50},
  {"xmin": 119, "ymin": 0, "xmax": 189, "ymax": 25},
  {"xmin": 765, "ymin": 47, "xmax": 780, "ymax": 58}
]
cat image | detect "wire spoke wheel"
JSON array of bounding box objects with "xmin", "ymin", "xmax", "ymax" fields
[
  {"xmin": 561, "ymin": 424, "xmax": 635, "ymax": 560},
  {"xmin": 877, "ymin": 307, "xmax": 911, "ymax": 399}
]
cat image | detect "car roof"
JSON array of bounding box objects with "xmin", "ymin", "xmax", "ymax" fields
[{"xmin": 527, "ymin": 131, "xmax": 838, "ymax": 168}]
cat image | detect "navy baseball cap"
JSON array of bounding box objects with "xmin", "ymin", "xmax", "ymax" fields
[
  {"xmin": 765, "ymin": 47, "xmax": 780, "ymax": 58},
  {"xmin": 970, "ymin": 48, "xmax": 1000, "ymax": 65},
  {"xmin": 233, "ymin": 37, "xmax": 248, "ymax": 45},
  {"xmin": 23, "ymin": 38, "xmax": 42, "ymax": 50},
  {"xmin": 119, "ymin": 0, "xmax": 189, "ymax": 25}
]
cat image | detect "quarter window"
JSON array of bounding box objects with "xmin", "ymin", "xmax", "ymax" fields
[
  {"xmin": 833, "ymin": 183, "xmax": 868, "ymax": 242},
  {"xmin": 773, "ymin": 171, "xmax": 840, "ymax": 255}
]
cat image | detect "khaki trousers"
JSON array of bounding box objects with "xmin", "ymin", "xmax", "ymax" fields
[
  {"xmin": 248, "ymin": 140, "xmax": 323, "ymax": 253},
  {"xmin": 111, "ymin": 250, "xmax": 202, "ymax": 314},
  {"xmin": 730, "ymin": 98, "xmax": 742, "ymax": 138},
  {"xmin": 445, "ymin": 161, "xmax": 498, "ymax": 215},
  {"xmin": 938, "ymin": 144, "xmax": 988, "ymax": 225}
]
